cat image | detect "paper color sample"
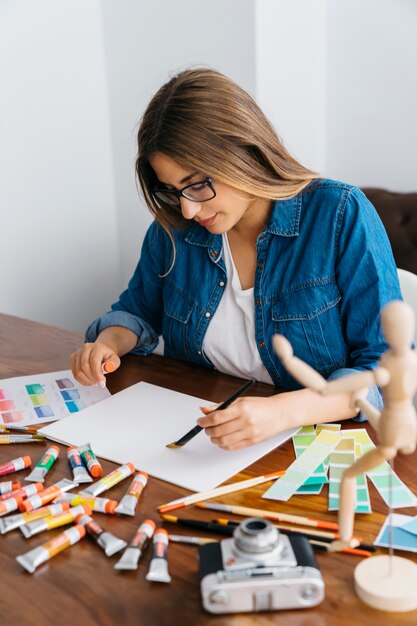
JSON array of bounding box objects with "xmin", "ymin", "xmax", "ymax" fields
[
  {"xmin": 292, "ymin": 425, "xmax": 333, "ymax": 495},
  {"xmin": 0, "ymin": 370, "xmax": 110, "ymax": 426},
  {"xmin": 39, "ymin": 382, "xmax": 297, "ymax": 493},
  {"xmin": 374, "ymin": 513, "xmax": 417, "ymax": 553},
  {"xmin": 328, "ymin": 437, "xmax": 372, "ymax": 513},
  {"xmin": 341, "ymin": 429, "xmax": 417, "ymax": 509},
  {"xmin": 262, "ymin": 429, "xmax": 342, "ymax": 502}
]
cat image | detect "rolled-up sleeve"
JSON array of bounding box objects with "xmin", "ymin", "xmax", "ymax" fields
[
  {"xmin": 331, "ymin": 187, "xmax": 399, "ymax": 421},
  {"xmin": 327, "ymin": 367, "xmax": 383, "ymax": 422},
  {"xmin": 84, "ymin": 221, "xmax": 171, "ymax": 356}
]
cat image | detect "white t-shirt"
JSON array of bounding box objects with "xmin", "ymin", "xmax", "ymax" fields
[{"xmin": 203, "ymin": 234, "xmax": 274, "ymax": 385}]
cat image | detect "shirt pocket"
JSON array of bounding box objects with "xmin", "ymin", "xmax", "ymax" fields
[
  {"xmin": 162, "ymin": 291, "xmax": 194, "ymax": 357},
  {"xmin": 272, "ymin": 281, "xmax": 345, "ymax": 372}
]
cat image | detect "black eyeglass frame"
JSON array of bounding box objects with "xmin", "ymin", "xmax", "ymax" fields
[{"xmin": 151, "ymin": 177, "xmax": 216, "ymax": 206}]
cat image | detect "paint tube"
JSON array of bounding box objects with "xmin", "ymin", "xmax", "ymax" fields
[
  {"xmin": 79, "ymin": 462, "xmax": 135, "ymax": 498},
  {"xmin": 115, "ymin": 471, "xmax": 148, "ymax": 516},
  {"xmin": 146, "ymin": 528, "xmax": 171, "ymax": 583},
  {"xmin": 20, "ymin": 504, "xmax": 91, "ymax": 538},
  {"xmin": 53, "ymin": 493, "xmax": 117, "ymax": 514},
  {"xmin": 75, "ymin": 512, "xmax": 127, "ymax": 557},
  {"xmin": 20, "ymin": 478, "xmax": 77, "ymax": 512},
  {"xmin": 0, "ymin": 455, "xmax": 32, "ymax": 477},
  {"xmin": 0, "ymin": 482, "xmax": 43, "ymax": 502},
  {"xmin": 25, "ymin": 445, "xmax": 60, "ymax": 483},
  {"xmin": 0, "ymin": 480, "xmax": 20, "ymax": 495},
  {"xmin": 0, "ymin": 483, "xmax": 43, "ymax": 516},
  {"xmin": 114, "ymin": 519, "xmax": 155, "ymax": 570},
  {"xmin": 78, "ymin": 443, "xmax": 103, "ymax": 478},
  {"xmin": 16, "ymin": 524, "xmax": 86, "ymax": 573},
  {"xmin": 0, "ymin": 502, "xmax": 70, "ymax": 534},
  {"xmin": 67, "ymin": 446, "xmax": 92, "ymax": 483}
]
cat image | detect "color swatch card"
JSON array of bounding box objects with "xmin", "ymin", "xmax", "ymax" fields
[
  {"xmin": 374, "ymin": 513, "xmax": 417, "ymax": 553},
  {"xmin": 262, "ymin": 429, "xmax": 342, "ymax": 502},
  {"xmin": 328, "ymin": 437, "xmax": 372, "ymax": 514},
  {"xmin": 0, "ymin": 370, "xmax": 110, "ymax": 426},
  {"xmin": 292, "ymin": 425, "xmax": 333, "ymax": 495},
  {"xmin": 39, "ymin": 382, "xmax": 297, "ymax": 492},
  {"xmin": 343, "ymin": 429, "xmax": 417, "ymax": 509}
]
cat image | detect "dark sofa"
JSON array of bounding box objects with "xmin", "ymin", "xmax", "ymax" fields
[{"xmin": 362, "ymin": 188, "xmax": 417, "ymax": 274}]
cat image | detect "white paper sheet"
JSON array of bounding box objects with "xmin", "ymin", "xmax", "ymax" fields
[
  {"xmin": 0, "ymin": 369, "xmax": 110, "ymax": 427},
  {"xmin": 40, "ymin": 382, "xmax": 296, "ymax": 492}
]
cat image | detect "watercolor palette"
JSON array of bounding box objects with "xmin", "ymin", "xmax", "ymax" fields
[{"xmin": 0, "ymin": 370, "xmax": 110, "ymax": 427}]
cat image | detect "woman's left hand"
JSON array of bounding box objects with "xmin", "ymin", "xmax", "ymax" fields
[{"xmin": 197, "ymin": 395, "xmax": 284, "ymax": 451}]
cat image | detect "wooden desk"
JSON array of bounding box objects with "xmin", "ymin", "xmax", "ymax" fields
[{"xmin": 1, "ymin": 313, "xmax": 417, "ymax": 625}]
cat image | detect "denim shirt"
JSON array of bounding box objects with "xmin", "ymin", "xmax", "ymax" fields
[{"xmin": 86, "ymin": 179, "xmax": 401, "ymax": 414}]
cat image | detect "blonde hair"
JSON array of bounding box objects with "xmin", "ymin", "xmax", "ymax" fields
[{"xmin": 136, "ymin": 68, "xmax": 317, "ymax": 268}]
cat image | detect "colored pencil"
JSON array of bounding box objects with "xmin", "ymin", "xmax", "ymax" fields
[
  {"xmin": 168, "ymin": 534, "xmax": 218, "ymax": 546},
  {"xmin": 197, "ymin": 502, "xmax": 339, "ymax": 531},
  {"xmin": 157, "ymin": 470, "xmax": 286, "ymax": 513},
  {"xmin": 309, "ymin": 539, "xmax": 372, "ymax": 557},
  {"xmin": 160, "ymin": 513, "xmax": 235, "ymax": 536},
  {"xmin": 214, "ymin": 518, "xmax": 368, "ymax": 548},
  {"xmin": 166, "ymin": 378, "xmax": 256, "ymax": 448}
]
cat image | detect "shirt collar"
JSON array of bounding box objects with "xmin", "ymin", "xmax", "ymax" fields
[{"xmin": 184, "ymin": 193, "xmax": 302, "ymax": 248}]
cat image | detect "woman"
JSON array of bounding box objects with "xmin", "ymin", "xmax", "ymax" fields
[{"xmin": 70, "ymin": 68, "xmax": 401, "ymax": 450}]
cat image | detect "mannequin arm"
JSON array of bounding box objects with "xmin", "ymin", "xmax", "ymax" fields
[
  {"xmin": 320, "ymin": 366, "xmax": 390, "ymax": 396},
  {"xmin": 273, "ymin": 335, "xmax": 327, "ymax": 391}
]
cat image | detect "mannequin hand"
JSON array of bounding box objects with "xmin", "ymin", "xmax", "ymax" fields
[
  {"xmin": 351, "ymin": 387, "xmax": 369, "ymax": 412},
  {"xmin": 197, "ymin": 395, "xmax": 283, "ymax": 451},
  {"xmin": 272, "ymin": 335, "xmax": 293, "ymax": 364},
  {"xmin": 70, "ymin": 342, "xmax": 121, "ymax": 387}
]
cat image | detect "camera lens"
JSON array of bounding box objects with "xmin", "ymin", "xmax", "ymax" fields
[{"xmin": 234, "ymin": 517, "xmax": 280, "ymax": 554}]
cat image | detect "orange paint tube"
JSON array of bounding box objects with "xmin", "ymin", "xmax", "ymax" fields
[{"xmin": 16, "ymin": 524, "xmax": 86, "ymax": 573}]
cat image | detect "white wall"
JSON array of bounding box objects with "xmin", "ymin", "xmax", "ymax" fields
[
  {"xmin": 100, "ymin": 0, "xmax": 256, "ymax": 288},
  {"xmin": 255, "ymin": 0, "xmax": 328, "ymax": 174},
  {"xmin": 2, "ymin": 0, "xmax": 417, "ymax": 333},
  {"xmin": 326, "ymin": 0, "xmax": 417, "ymax": 190},
  {"xmin": 0, "ymin": 0, "xmax": 120, "ymax": 332}
]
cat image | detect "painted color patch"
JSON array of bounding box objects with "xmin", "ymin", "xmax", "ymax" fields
[
  {"xmin": 60, "ymin": 389, "xmax": 81, "ymax": 401},
  {"xmin": 55, "ymin": 378, "xmax": 75, "ymax": 390},
  {"xmin": 0, "ymin": 400, "xmax": 15, "ymax": 411},
  {"xmin": 25, "ymin": 384, "xmax": 46, "ymax": 395},
  {"xmin": 1, "ymin": 410, "xmax": 24, "ymax": 424},
  {"xmin": 30, "ymin": 394, "xmax": 50, "ymax": 407},
  {"xmin": 34, "ymin": 405, "xmax": 55, "ymax": 419},
  {"xmin": 65, "ymin": 400, "xmax": 87, "ymax": 413}
]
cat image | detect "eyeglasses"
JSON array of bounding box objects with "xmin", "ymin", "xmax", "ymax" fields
[{"xmin": 151, "ymin": 177, "xmax": 216, "ymax": 207}]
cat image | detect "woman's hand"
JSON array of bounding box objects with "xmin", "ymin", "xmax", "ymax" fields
[
  {"xmin": 197, "ymin": 395, "xmax": 284, "ymax": 451},
  {"xmin": 70, "ymin": 342, "xmax": 121, "ymax": 387},
  {"xmin": 197, "ymin": 387, "xmax": 357, "ymax": 451}
]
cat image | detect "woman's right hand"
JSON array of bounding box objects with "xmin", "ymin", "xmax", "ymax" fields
[{"xmin": 70, "ymin": 342, "xmax": 121, "ymax": 387}]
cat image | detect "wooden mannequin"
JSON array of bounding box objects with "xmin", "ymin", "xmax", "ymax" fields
[{"xmin": 273, "ymin": 300, "xmax": 417, "ymax": 611}]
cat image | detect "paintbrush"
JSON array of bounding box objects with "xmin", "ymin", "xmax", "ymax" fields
[{"xmin": 166, "ymin": 378, "xmax": 256, "ymax": 448}]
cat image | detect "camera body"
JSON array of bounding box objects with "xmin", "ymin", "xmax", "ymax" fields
[{"xmin": 198, "ymin": 518, "xmax": 325, "ymax": 614}]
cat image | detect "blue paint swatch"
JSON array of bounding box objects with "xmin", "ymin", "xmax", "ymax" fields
[
  {"xmin": 60, "ymin": 389, "xmax": 81, "ymax": 401},
  {"xmin": 65, "ymin": 400, "xmax": 86, "ymax": 413},
  {"xmin": 34, "ymin": 405, "xmax": 55, "ymax": 419}
]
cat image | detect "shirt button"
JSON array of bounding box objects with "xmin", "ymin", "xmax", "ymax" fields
[
  {"xmin": 219, "ymin": 281, "xmax": 225, "ymax": 287},
  {"xmin": 211, "ymin": 250, "xmax": 218, "ymax": 257},
  {"xmin": 205, "ymin": 312, "xmax": 211, "ymax": 318},
  {"xmin": 259, "ymin": 340, "xmax": 265, "ymax": 347},
  {"xmin": 257, "ymin": 262, "xmax": 264, "ymax": 269},
  {"xmin": 256, "ymin": 299, "xmax": 261, "ymax": 306},
  {"xmin": 198, "ymin": 350, "xmax": 202, "ymax": 355}
]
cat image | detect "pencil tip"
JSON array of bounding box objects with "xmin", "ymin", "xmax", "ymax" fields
[{"xmin": 166, "ymin": 442, "xmax": 180, "ymax": 449}]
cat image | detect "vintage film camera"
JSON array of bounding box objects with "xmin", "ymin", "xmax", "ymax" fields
[{"xmin": 198, "ymin": 517, "xmax": 325, "ymax": 614}]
